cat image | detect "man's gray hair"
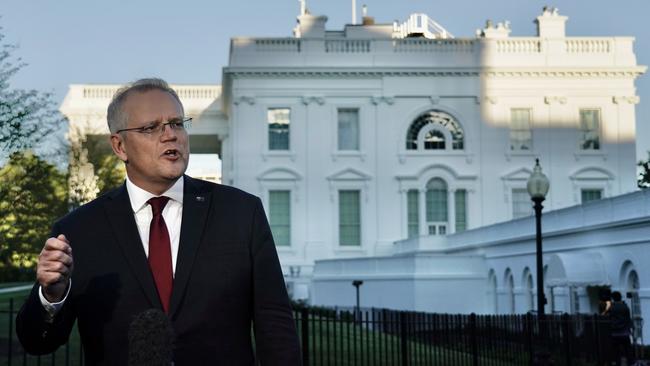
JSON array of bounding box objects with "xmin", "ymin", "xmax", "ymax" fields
[{"xmin": 107, "ymin": 78, "xmax": 184, "ymax": 134}]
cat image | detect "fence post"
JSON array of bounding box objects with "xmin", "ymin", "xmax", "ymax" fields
[
  {"xmin": 562, "ymin": 313, "xmax": 571, "ymax": 366},
  {"xmin": 593, "ymin": 314, "xmax": 602, "ymax": 365},
  {"xmin": 8, "ymin": 298, "xmax": 13, "ymax": 366},
  {"xmin": 301, "ymin": 307, "xmax": 309, "ymax": 366},
  {"xmin": 526, "ymin": 313, "xmax": 533, "ymax": 366},
  {"xmin": 470, "ymin": 313, "xmax": 478, "ymax": 366},
  {"xmin": 400, "ymin": 311, "xmax": 409, "ymax": 366}
]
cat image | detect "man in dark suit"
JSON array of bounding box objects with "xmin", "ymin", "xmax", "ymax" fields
[{"xmin": 16, "ymin": 78, "xmax": 301, "ymax": 365}]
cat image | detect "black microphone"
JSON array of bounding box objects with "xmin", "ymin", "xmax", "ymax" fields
[{"xmin": 128, "ymin": 309, "xmax": 175, "ymax": 366}]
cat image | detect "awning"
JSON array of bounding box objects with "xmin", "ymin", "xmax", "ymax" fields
[{"xmin": 545, "ymin": 252, "xmax": 609, "ymax": 287}]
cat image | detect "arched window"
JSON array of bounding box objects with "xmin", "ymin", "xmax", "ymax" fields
[
  {"xmin": 523, "ymin": 268, "xmax": 534, "ymax": 312},
  {"xmin": 505, "ymin": 268, "xmax": 515, "ymax": 314},
  {"xmin": 624, "ymin": 266, "xmax": 642, "ymax": 339},
  {"xmin": 424, "ymin": 129, "xmax": 446, "ymax": 150},
  {"xmin": 425, "ymin": 178, "xmax": 448, "ymax": 235},
  {"xmin": 487, "ymin": 270, "xmax": 498, "ymax": 313},
  {"xmin": 406, "ymin": 110, "xmax": 464, "ymax": 150}
]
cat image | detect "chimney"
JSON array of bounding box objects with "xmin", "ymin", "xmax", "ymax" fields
[
  {"xmin": 295, "ymin": 13, "xmax": 328, "ymax": 38},
  {"xmin": 361, "ymin": 4, "xmax": 374, "ymax": 25},
  {"xmin": 535, "ymin": 6, "xmax": 568, "ymax": 38}
]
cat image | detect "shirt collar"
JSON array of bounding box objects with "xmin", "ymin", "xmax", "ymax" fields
[{"xmin": 125, "ymin": 175, "xmax": 184, "ymax": 213}]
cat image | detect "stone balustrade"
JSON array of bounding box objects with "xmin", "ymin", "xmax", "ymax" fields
[
  {"xmin": 229, "ymin": 36, "xmax": 636, "ymax": 69},
  {"xmin": 80, "ymin": 85, "xmax": 221, "ymax": 100}
]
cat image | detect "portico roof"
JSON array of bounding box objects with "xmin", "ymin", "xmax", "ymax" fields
[{"xmin": 546, "ymin": 252, "xmax": 609, "ymax": 287}]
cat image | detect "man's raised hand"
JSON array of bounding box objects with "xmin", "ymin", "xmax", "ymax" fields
[{"xmin": 37, "ymin": 234, "xmax": 73, "ymax": 303}]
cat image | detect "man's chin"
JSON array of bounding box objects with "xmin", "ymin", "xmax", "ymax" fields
[
  {"xmin": 163, "ymin": 172, "xmax": 185, "ymax": 181},
  {"xmin": 161, "ymin": 163, "xmax": 188, "ymax": 180}
]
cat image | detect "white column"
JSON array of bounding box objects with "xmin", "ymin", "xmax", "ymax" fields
[
  {"xmin": 448, "ymin": 188, "xmax": 456, "ymax": 234},
  {"xmin": 399, "ymin": 189, "xmax": 408, "ymax": 239},
  {"xmin": 419, "ymin": 188, "xmax": 427, "ymax": 236}
]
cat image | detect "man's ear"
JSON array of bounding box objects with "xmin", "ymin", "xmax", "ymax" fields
[{"xmin": 110, "ymin": 134, "xmax": 129, "ymax": 163}]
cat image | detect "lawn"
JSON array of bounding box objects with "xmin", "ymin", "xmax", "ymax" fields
[
  {"xmin": 0, "ymin": 282, "xmax": 32, "ymax": 290},
  {"xmin": 1, "ymin": 301, "xmax": 528, "ymax": 366},
  {"xmin": 297, "ymin": 313, "xmax": 524, "ymax": 366}
]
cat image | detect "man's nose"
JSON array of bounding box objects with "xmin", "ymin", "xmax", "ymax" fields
[{"xmin": 160, "ymin": 124, "xmax": 178, "ymax": 140}]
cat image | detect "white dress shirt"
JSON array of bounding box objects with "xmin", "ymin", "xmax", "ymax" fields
[
  {"xmin": 126, "ymin": 175, "xmax": 184, "ymax": 275},
  {"xmin": 40, "ymin": 175, "xmax": 184, "ymax": 316}
]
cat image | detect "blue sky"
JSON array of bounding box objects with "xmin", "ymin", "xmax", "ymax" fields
[{"xmin": 2, "ymin": 0, "xmax": 649, "ymax": 160}]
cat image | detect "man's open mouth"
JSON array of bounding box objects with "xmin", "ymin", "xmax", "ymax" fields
[{"xmin": 163, "ymin": 149, "xmax": 179, "ymax": 158}]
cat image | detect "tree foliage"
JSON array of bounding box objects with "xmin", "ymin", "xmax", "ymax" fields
[
  {"xmin": 0, "ymin": 25, "xmax": 70, "ymax": 280},
  {"xmin": 67, "ymin": 128, "xmax": 99, "ymax": 209},
  {"xmin": 0, "ymin": 30, "xmax": 65, "ymax": 158},
  {"xmin": 0, "ymin": 151, "xmax": 67, "ymax": 280},
  {"xmin": 639, "ymin": 152, "xmax": 650, "ymax": 189},
  {"xmin": 82, "ymin": 134, "xmax": 125, "ymax": 196}
]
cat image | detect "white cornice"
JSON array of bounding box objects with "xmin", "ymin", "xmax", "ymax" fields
[
  {"xmin": 224, "ymin": 67, "xmax": 479, "ymax": 78},
  {"xmin": 224, "ymin": 66, "xmax": 646, "ymax": 79},
  {"xmin": 483, "ymin": 66, "xmax": 646, "ymax": 78}
]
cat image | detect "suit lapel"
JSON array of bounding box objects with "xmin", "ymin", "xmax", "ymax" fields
[
  {"xmin": 169, "ymin": 176, "xmax": 212, "ymax": 318},
  {"xmin": 104, "ymin": 184, "xmax": 161, "ymax": 310}
]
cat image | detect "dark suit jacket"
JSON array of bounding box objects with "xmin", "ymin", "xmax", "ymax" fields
[{"xmin": 16, "ymin": 176, "xmax": 301, "ymax": 365}]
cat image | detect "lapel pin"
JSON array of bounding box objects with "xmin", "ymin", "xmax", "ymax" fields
[{"xmin": 195, "ymin": 196, "xmax": 205, "ymax": 202}]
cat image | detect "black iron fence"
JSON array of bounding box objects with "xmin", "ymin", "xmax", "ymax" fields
[
  {"xmin": 294, "ymin": 306, "xmax": 645, "ymax": 366},
  {"xmin": 1, "ymin": 298, "xmax": 645, "ymax": 365}
]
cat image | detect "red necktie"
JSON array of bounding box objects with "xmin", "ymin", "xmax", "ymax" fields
[{"xmin": 147, "ymin": 196, "xmax": 173, "ymax": 313}]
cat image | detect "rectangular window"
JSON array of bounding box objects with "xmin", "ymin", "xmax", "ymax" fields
[
  {"xmin": 269, "ymin": 190, "xmax": 291, "ymax": 246},
  {"xmin": 455, "ymin": 189, "xmax": 467, "ymax": 233},
  {"xmin": 579, "ymin": 109, "xmax": 600, "ymax": 150},
  {"xmin": 581, "ymin": 189, "xmax": 602, "ymax": 203},
  {"xmin": 407, "ymin": 189, "xmax": 419, "ymax": 238},
  {"xmin": 268, "ymin": 108, "xmax": 290, "ymax": 150},
  {"xmin": 338, "ymin": 108, "xmax": 359, "ymax": 151},
  {"xmin": 426, "ymin": 189, "xmax": 447, "ymax": 222},
  {"xmin": 339, "ymin": 190, "xmax": 361, "ymax": 246},
  {"xmin": 512, "ymin": 188, "xmax": 532, "ymax": 219},
  {"xmin": 510, "ymin": 108, "xmax": 532, "ymax": 151}
]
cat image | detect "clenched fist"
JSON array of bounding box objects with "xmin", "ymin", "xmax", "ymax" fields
[{"xmin": 37, "ymin": 234, "xmax": 74, "ymax": 303}]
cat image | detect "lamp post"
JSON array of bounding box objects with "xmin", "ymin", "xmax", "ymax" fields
[
  {"xmin": 527, "ymin": 159, "xmax": 550, "ymax": 364},
  {"xmin": 352, "ymin": 280, "xmax": 363, "ymax": 322}
]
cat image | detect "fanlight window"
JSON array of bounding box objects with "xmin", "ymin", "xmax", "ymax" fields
[
  {"xmin": 406, "ymin": 110, "xmax": 464, "ymax": 150},
  {"xmin": 424, "ymin": 130, "xmax": 445, "ymax": 150}
]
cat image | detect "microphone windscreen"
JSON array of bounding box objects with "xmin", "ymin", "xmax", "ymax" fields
[{"xmin": 128, "ymin": 309, "xmax": 175, "ymax": 366}]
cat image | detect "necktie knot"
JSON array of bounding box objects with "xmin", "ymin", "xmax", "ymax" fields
[{"xmin": 148, "ymin": 196, "xmax": 170, "ymax": 216}]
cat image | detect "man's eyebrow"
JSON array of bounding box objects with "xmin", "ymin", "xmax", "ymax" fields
[{"xmin": 140, "ymin": 116, "xmax": 183, "ymax": 125}]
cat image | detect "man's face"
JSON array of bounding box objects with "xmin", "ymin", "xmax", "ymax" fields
[{"xmin": 111, "ymin": 89, "xmax": 190, "ymax": 194}]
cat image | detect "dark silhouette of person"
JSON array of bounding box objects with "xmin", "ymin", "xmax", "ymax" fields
[{"xmin": 608, "ymin": 291, "xmax": 635, "ymax": 366}]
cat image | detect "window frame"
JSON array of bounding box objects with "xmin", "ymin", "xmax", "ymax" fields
[
  {"xmin": 257, "ymin": 167, "xmax": 302, "ymax": 253},
  {"xmin": 268, "ymin": 190, "xmax": 292, "ymax": 247},
  {"xmin": 578, "ymin": 108, "xmax": 601, "ymax": 151},
  {"xmin": 267, "ymin": 107, "xmax": 292, "ymax": 152},
  {"xmin": 509, "ymin": 108, "xmax": 533, "ymax": 152},
  {"xmin": 511, "ymin": 188, "xmax": 533, "ymax": 219},
  {"xmin": 405, "ymin": 110, "xmax": 465, "ymax": 152},
  {"xmin": 336, "ymin": 107, "xmax": 361, "ymax": 152},
  {"xmin": 337, "ymin": 189, "xmax": 362, "ymax": 247}
]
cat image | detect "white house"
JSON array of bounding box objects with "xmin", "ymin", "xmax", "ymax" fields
[{"xmin": 60, "ymin": 6, "xmax": 646, "ymax": 314}]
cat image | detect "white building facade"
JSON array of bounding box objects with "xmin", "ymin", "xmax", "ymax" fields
[
  {"xmin": 60, "ymin": 8, "xmax": 645, "ymax": 306},
  {"xmin": 220, "ymin": 7, "xmax": 644, "ymax": 298},
  {"xmin": 312, "ymin": 189, "xmax": 650, "ymax": 341}
]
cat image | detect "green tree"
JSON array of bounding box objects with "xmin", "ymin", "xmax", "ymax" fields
[
  {"xmin": 639, "ymin": 152, "xmax": 650, "ymax": 189},
  {"xmin": 67, "ymin": 128, "xmax": 99, "ymax": 209},
  {"xmin": 82, "ymin": 134, "xmax": 125, "ymax": 196},
  {"xmin": 0, "ymin": 151, "xmax": 67, "ymax": 280},
  {"xmin": 0, "ymin": 28, "xmax": 65, "ymax": 158},
  {"xmin": 67, "ymin": 127, "xmax": 125, "ymax": 204}
]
